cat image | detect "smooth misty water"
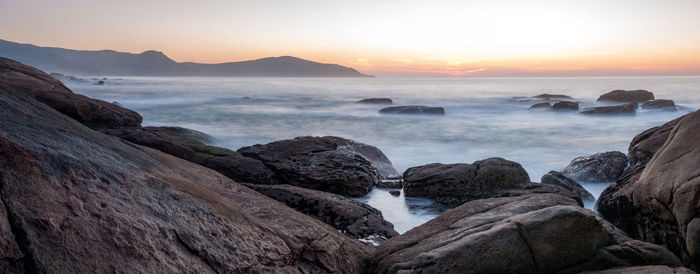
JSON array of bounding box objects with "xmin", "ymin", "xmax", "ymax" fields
[{"xmin": 64, "ymin": 76, "xmax": 699, "ymax": 233}]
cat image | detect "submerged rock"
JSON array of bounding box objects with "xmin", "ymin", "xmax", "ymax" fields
[
  {"xmin": 530, "ymin": 102, "xmax": 552, "ymax": 109},
  {"xmin": 0, "ymin": 57, "xmax": 142, "ymax": 129},
  {"xmin": 379, "ymin": 105, "xmax": 445, "ymax": 115},
  {"xmin": 0, "ymin": 75, "xmax": 372, "ymax": 272},
  {"xmin": 597, "ymin": 110, "xmax": 700, "ymax": 269},
  {"xmin": 581, "ymin": 103, "xmax": 638, "ymax": 115},
  {"xmin": 389, "ymin": 190, "xmax": 401, "ymax": 196},
  {"xmin": 553, "ymin": 100, "xmax": 579, "ymax": 111},
  {"xmin": 562, "ymin": 151, "xmax": 628, "ymax": 183},
  {"xmin": 541, "ymin": 171, "xmax": 595, "ymax": 202},
  {"xmin": 238, "ymin": 136, "xmax": 382, "ymax": 197},
  {"xmin": 533, "ymin": 93, "xmax": 574, "ymax": 100},
  {"xmin": 245, "ymin": 184, "xmax": 398, "ymax": 240},
  {"xmin": 369, "ymin": 194, "xmax": 684, "ymax": 273},
  {"xmin": 641, "ymin": 99, "xmax": 677, "ymax": 111},
  {"xmin": 597, "ymin": 90, "xmax": 655, "ymax": 103},
  {"xmin": 357, "ymin": 98, "xmax": 393, "ymax": 104}
]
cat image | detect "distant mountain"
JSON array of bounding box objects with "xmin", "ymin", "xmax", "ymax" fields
[{"xmin": 0, "ymin": 39, "xmax": 370, "ymax": 77}]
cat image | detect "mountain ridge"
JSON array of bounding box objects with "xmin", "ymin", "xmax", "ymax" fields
[{"xmin": 0, "ymin": 39, "xmax": 370, "ymax": 77}]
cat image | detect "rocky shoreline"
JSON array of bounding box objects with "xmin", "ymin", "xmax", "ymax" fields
[{"xmin": 1, "ymin": 57, "xmax": 698, "ymax": 273}]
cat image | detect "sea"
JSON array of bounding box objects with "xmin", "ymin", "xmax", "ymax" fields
[{"xmin": 63, "ymin": 76, "xmax": 700, "ymax": 233}]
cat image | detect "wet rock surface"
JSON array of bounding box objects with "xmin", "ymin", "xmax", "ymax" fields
[
  {"xmin": 562, "ymin": 151, "xmax": 629, "ymax": 183},
  {"xmin": 541, "ymin": 171, "xmax": 595, "ymax": 202},
  {"xmin": 370, "ymin": 194, "xmax": 684, "ymax": 273},
  {"xmin": 0, "ymin": 80, "xmax": 372, "ymax": 273},
  {"xmin": 245, "ymin": 184, "xmax": 398, "ymax": 240},
  {"xmin": 597, "ymin": 90, "xmax": 655, "ymax": 103},
  {"xmin": 597, "ymin": 110, "xmax": 700, "ymax": 270},
  {"xmin": 379, "ymin": 105, "xmax": 445, "ymax": 115},
  {"xmin": 238, "ymin": 136, "xmax": 382, "ymax": 197}
]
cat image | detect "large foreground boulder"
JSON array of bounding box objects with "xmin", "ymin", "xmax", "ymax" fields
[
  {"xmin": 105, "ymin": 126, "xmax": 278, "ymax": 185},
  {"xmin": 238, "ymin": 136, "xmax": 382, "ymax": 197},
  {"xmin": 541, "ymin": 171, "xmax": 595, "ymax": 203},
  {"xmin": 626, "ymin": 115, "xmax": 686, "ymax": 173},
  {"xmin": 402, "ymin": 157, "xmax": 581, "ymax": 208},
  {"xmin": 369, "ymin": 194, "xmax": 684, "ymax": 273},
  {"xmin": 597, "ymin": 90, "xmax": 655, "ymax": 103},
  {"xmin": 562, "ymin": 151, "xmax": 629, "ymax": 183},
  {"xmin": 245, "ymin": 184, "xmax": 398, "ymax": 240},
  {"xmin": 0, "ymin": 57, "xmax": 142, "ymax": 128},
  {"xmin": 322, "ymin": 136, "xmax": 398, "ymax": 178},
  {"xmin": 0, "ymin": 73, "xmax": 371, "ymax": 273},
  {"xmin": 597, "ymin": 110, "xmax": 700, "ymax": 270}
]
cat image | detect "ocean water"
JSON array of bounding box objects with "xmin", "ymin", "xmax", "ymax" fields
[{"xmin": 64, "ymin": 76, "xmax": 699, "ymax": 233}]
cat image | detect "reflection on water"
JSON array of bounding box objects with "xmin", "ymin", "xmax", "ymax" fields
[
  {"xmin": 353, "ymin": 188, "xmax": 441, "ymax": 234},
  {"xmin": 64, "ymin": 76, "xmax": 699, "ymax": 233}
]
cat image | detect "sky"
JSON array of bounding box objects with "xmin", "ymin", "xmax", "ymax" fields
[{"xmin": 1, "ymin": 0, "xmax": 700, "ymax": 76}]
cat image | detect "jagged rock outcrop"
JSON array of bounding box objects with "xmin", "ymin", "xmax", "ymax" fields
[
  {"xmin": 105, "ymin": 126, "xmax": 278, "ymax": 185},
  {"xmin": 597, "ymin": 110, "xmax": 700, "ymax": 270},
  {"xmin": 245, "ymin": 184, "xmax": 398, "ymax": 240},
  {"xmin": 597, "ymin": 90, "xmax": 654, "ymax": 103},
  {"xmin": 402, "ymin": 158, "xmax": 581, "ymax": 208},
  {"xmin": 369, "ymin": 194, "xmax": 684, "ymax": 273},
  {"xmin": 541, "ymin": 171, "xmax": 595, "ymax": 203},
  {"xmin": 0, "ymin": 57, "xmax": 142, "ymax": 128},
  {"xmin": 562, "ymin": 151, "xmax": 629, "ymax": 183},
  {"xmin": 0, "ymin": 62, "xmax": 371, "ymax": 273},
  {"xmin": 238, "ymin": 136, "xmax": 382, "ymax": 197},
  {"xmin": 379, "ymin": 106, "xmax": 445, "ymax": 115}
]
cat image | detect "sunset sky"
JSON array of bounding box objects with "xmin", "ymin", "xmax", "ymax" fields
[{"xmin": 2, "ymin": 0, "xmax": 700, "ymax": 76}]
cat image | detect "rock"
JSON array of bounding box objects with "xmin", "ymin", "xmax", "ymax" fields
[
  {"xmin": 597, "ymin": 110, "xmax": 700, "ymax": 269},
  {"xmin": 626, "ymin": 115, "xmax": 686, "ymax": 173},
  {"xmin": 322, "ymin": 136, "xmax": 398, "ymax": 178},
  {"xmin": 96, "ymin": 80, "xmax": 105, "ymax": 85},
  {"xmin": 402, "ymin": 158, "xmax": 582, "ymax": 208},
  {"xmin": 376, "ymin": 179, "xmax": 403, "ymax": 189},
  {"xmin": 389, "ymin": 190, "xmax": 401, "ymax": 196},
  {"xmin": 0, "ymin": 57, "xmax": 142, "ymax": 129},
  {"xmin": 238, "ymin": 136, "xmax": 382, "ymax": 197},
  {"xmin": 541, "ymin": 171, "xmax": 595, "ymax": 202},
  {"xmin": 642, "ymin": 99, "xmax": 677, "ymax": 111},
  {"xmin": 379, "ymin": 105, "xmax": 445, "ymax": 115},
  {"xmin": 553, "ymin": 100, "xmax": 580, "ymax": 111},
  {"xmin": 245, "ymin": 184, "xmax": 398, "ymax": 240},
  {"xmin": 562, "ymin": 151, "xmax": 628, "ymax": 183},
  {"xmin": 581, "ymin": 103, "xmax": 638, "ymax": 115},
  {"xmin": 369, "ymin": 194, "xmax": 684, "ymax": 273},
  {"xmin": 530, "ymin": 102, "xmax": 552, "ymax": 109},
  {"xmin": 585, "ymin": 265, "xmax": 696, "ymax": 274},
  {"xmin": 0, "ymin": 79, "xmax": 371, "ymax": 272},
  {"xmin": 105, "ymin": 126, "xmax": 279, "ymax": 185},
  {"xmin": 533, "ymin": 94, "xmax": 574, "ymax": 100},
  {"xmin": 357, "ymin": 98, "xmax": 393, "ymax": 104},
  {"xmin": 597, "ymin": 90, "xmax": 655, "ymax": 102}
]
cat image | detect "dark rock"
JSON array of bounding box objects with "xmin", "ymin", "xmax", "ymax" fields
[
  {"xmin": 530, "ymin": 102, "xmax": 552, "ymax": 109},
  {"xmin": 357, "ymin": 98, "xmax": 393, "ymax": 104},
  {"xmin": 0, "ymin": 78, "xmax": 371, "ymax": 272},
  {"xmin": 0, "ymin": 57, "xmax": 142, "ymax": 129},
  {"xmin": 597, "ymin": 110, "xmax": 700, "ymax": 269},
  {"xmin": 245, "ymin": 184, "xmax": 398, "ymax": 240},
  {"xmin": 541, "ymin": 171, "xmax": 595, "ymax": 202},
  {"xmin": 322, "ymin": 136, "xmax": 398, "ymax": 178},
  {"xmin": 96, "ymin": 80, "xmax": 105, "ymax": 85},
  {"xmin": 553, "ymin": 100, "xmax": 580, "ymax": 111},
  {"xmin": 238, "ymin": 136, "xmax": 382, "ymax": 197},
  {"xmin": 402, "ymin": 158, "xmax": 582, "ymax": 208},
  {"xmin": 533, "ymin": 94, "xmax": 574, "ymax": 100},
  {"xmin": 581, "ymin": 103, "xmax": 638, "ymax": 115},
  {"xmin": 389, "ymin": 190, "xmax": 401, "ymax": 196},
  {"xmin": 642, "ymin": 99, "xmax": 677, "ymax": 111},
  {"xmin": 369, "ymin": 194, "xmax": 684, "ymax": 273},
  {"xmin": 105, "ymin": 126, "xmax": 278, "ymax": 185},
  {"xmin": 626, "ymin": 115, "xmax": 686, "ymax": 173},
  {"xmin": 586, "ymin": 265, "xmax": 696, "ymax": 274},
  {"xmin": 379, "ymin": 105, "xmax": 445, "ymax": 115},
  {"xmin": 376, "ymin": 179, "xmax": 403, "ymax": 189},
  {"xmin": 562, "ymin": 151, "xmax": 628, "ymax": 183},
  {"xmin": 597, "ymin": 90, "xmax": 655, "ymax": 102}
]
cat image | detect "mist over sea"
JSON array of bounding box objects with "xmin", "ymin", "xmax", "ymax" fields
[{"xmin": 65, "ymin": 76, "xmax": 699, "ymax": 233}]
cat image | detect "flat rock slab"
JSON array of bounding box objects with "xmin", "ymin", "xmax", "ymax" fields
[
  {"xmin": 597, "ymin": 90, "xmax": 654, "ymax": 103},
  {"xmin": 379, "ymin": 105, "xmax": 445, "ymax": 115}
]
